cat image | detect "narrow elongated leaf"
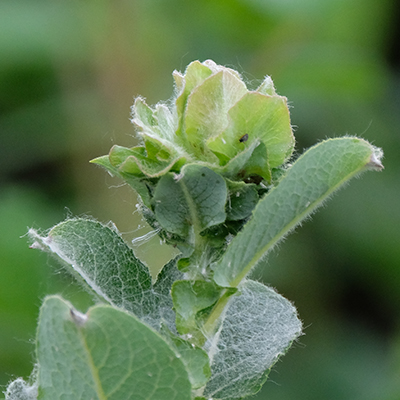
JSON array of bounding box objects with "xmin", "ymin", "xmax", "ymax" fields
[
  {"xmin": 153, "ymin": 164, "xmax": 227, "ymax": 237},
  {"xmin": 36, "ymin": 296, "xmax": 192, "ymax": 400},
  {"xmin": 213, "ymin": 137, "xmax": 383, "ymax": 287},
  {"xmin": 29, "ymin": 219, "xmax": 182, "ymax": 331},
  {"xmin": 203, "ymin": 280, "xmax": 302, "ymax": 399}
]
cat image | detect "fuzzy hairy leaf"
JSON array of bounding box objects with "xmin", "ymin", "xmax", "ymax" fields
[
  {"xmin": 213, "ymin": 137, "xmax": 383, "ymax": 288},
  {"xmin": 29, "ymin": 219, "xmax": 182, "ymax": 331},
  {"xmin": 203, "ymin": 280, "xmax": 302, "ymax": 399},
  {"xmin": 36, "ymin": 296, "xmax": 192, "ymax": 400}
]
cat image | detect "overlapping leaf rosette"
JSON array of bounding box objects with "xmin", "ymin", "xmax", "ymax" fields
[{"xmin": 93, "ymin": 60, "xmax": 294, "ymax": 262}]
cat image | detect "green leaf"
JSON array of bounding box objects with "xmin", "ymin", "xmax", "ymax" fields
[
  {"xmin": 184, "ymin": 70, "xmax": 247, "ymax": 160},
  {"xmin": 160, "ymin": 325, "xmax": 211, "ymax": 389},
  {"xmin": 256, "ymin": 75, "xmax": 277, "ymax": 96},
  {"xmin": 203, "ymin": 281, "xmax": 302, "ymax": 399},
  {"xmin": 36, "ymin": 296, "xmax": 192, "ymax": 400},
  {"xmin": 133, "ymin": 97, "xmax": 157, "ymax": 131},
  {"xmin": 239, "ymin": 141, "xmax": 272, "ymax": 182},
  {"xmin": 215, "ymin": 140, "xmax": 260, "ymax": 178},
  {"xmin": 153, "ymin": 164, "xmax": 227, "ymax": 238},
  {"xmin": 29, "ymin": 219, "xmax": 182, "ymax": 331},
  {"xmin": 154, "ymin": 103, "xmax": 178, "ymax": 142},
  {"xmin": 108, "ymin": 145, "xmax": 144, "ymax": 176},
  {"xmin": 29, "ymin": 219, "xmax": 151, "ymax": 313},
  {"xmin": 174, "ymin": 61, "xmax": 213, "ymax": 132},
  {"xmin": 109, "ymin": 141, "xmax": 186, "ymax": 179},
  {"xmin": 117, "ymin": 97, "xmax": 188, "ymax": 178},
  {"xmin": 213, "ymin": 137, "xmax": 383, "ymax": 288},
  {"xmin": 207, "ymin": 91, "xmax": 294, "ymax": 170},
  {"xmin": 226, "ymin": 180, "xmax": 259, "ymax": 221},
  {"xmin": 171, "ymin": 280, "xmax": 222, "ymax": 336}
]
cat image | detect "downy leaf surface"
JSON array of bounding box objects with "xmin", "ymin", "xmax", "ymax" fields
[
  {"xmin": 36, "ymin": 296, "xmax": 192, "ymax": 400},
  {"xmin": 29, "ymin": 219, "xmax": 182, "ymax": 331},
  {"xmin": 203, "ymin": 280, "xmax": 302, "ymax": 399},
  {"xmin": 213, "ymin": 137, "xmax": 383, "ymax": 288}
]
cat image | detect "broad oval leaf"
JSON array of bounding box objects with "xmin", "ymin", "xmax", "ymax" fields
[
  {"xmin": 203, "ymin": 280, "xmax": 302, "ymax": 399},
  {"xmin": 28, "ymin": 219, "xmax": 182, "ymax": 331},
  {"xmin": 29, "ymin": 219, "xmax": 152, "ymax": 315},
  {"xmin": 36, "ymin": 296, "xmax": 192, "ymax": 400}
]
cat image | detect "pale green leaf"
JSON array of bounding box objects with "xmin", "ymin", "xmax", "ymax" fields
[
  {"xmin": 256, "ymin": 75, "xmax": 277, "ymax": 96},
  {"xmin": 184, "ymin": 70, "xmax": 247, "ymax": 160},
  {"xmin": 215, "ymin": 140, "xmax": 260, "ymax": 178},
  {"xmin": 108, "ymin": 145, "xmax": 144, "ymax": 176},
  {"xmin": 203, "ymin": 280, "xmax": 302, "ymax": 399},
  {"xmin": 28, "ymin": 219, "xmax": 182, "ymax": 331},
  {"xmin": 36, "ymin": 296, "xmax": 192, "ymax": 400},
  {"xmin": 174, "ymin": 61, "xmax": 213, "ymax": 128},
  {"xmin": 131, "ymin": 97, "xmax": 157, "ymax": 133},
  {"xmin": 239, "ymin": 141, "xmax": 271, "ymax": 183},
  {"xmin": 213, "ymin": 137, "xmax": 383, "ymax": 288},
  {"xmin": 207, "ymin": 91, "xmax": 294, "ymax": 169},
  {"xmin": 154, "ymin": 103, "xmax": 178, "ymax": 142},
  {"xmin": 109, "ymin": 141, "xmax": 186, "ymax": 179}
]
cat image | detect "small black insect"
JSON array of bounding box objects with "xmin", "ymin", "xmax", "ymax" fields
[{"xmin": 239, "ymin": 133, "xmax": 249, "ymax": 143}]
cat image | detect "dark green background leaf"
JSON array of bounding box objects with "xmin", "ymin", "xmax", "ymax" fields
[{"xmin": 153, "ymin": 165, "xmax": 227, "ymax": 237}]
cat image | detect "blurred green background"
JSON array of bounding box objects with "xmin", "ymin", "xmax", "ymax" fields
[{"xmin": 1, "ymin": 0, "xmax": 400, "ymax": 398}]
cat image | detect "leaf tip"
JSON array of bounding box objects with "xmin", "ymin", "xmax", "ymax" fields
[
  {"xmin": 367, "ymin": 146, "xmax": 384, "ymax": 171},
  {"xmin": 89, "ymin": 155, "xmax": 108, "ymax": 165},
  {"xmin": 28, "ymin": 228, "xmax": 50, "ymax": 251}
]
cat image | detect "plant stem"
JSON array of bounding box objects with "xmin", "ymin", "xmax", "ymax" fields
[{"xmin": 202, "ymin": 289, "xmax": 232, "ymax": 337}]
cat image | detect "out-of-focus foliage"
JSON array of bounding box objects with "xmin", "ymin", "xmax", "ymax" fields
[{"xmin": 1, "ymin": 0, "xmax": 399, "ymax": 398}]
